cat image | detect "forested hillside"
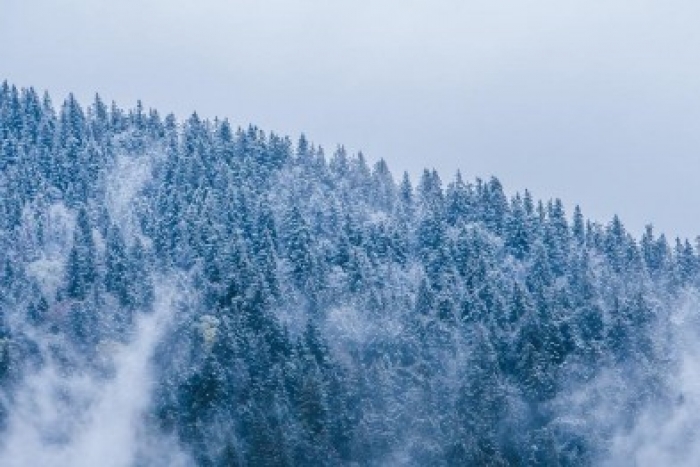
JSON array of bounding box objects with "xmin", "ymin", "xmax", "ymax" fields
[{"xmin": 0, "ymin": 82, "xmax": 698, "ymax": 466}]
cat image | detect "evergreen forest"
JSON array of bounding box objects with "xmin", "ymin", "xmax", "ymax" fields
[{"xmin": 0, "ymin": 82, "xmax": 698, "ymax": 466}]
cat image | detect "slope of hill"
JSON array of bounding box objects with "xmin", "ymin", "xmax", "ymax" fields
[{"xmin": 0, "ymin": 82, "xmax": 698, "ymax": 466}]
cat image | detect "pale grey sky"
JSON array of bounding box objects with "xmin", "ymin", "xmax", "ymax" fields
[{"xmin": 2, "ymin": 0, "xmax": 700, "ymax": 239}]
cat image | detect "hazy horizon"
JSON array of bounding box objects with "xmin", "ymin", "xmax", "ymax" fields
[{"xmin": 2, "ymin": 0, "xmax": 700, "ymax": 239}]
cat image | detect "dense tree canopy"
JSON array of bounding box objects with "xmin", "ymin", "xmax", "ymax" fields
[{"xmin": 0, "ymin": 82, "xmax": 697, "ymax": 465}]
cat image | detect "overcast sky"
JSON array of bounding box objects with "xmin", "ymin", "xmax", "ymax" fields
[{"xmin": 2, "ymin": 0, "xmax": 700, "ymax": 239}]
